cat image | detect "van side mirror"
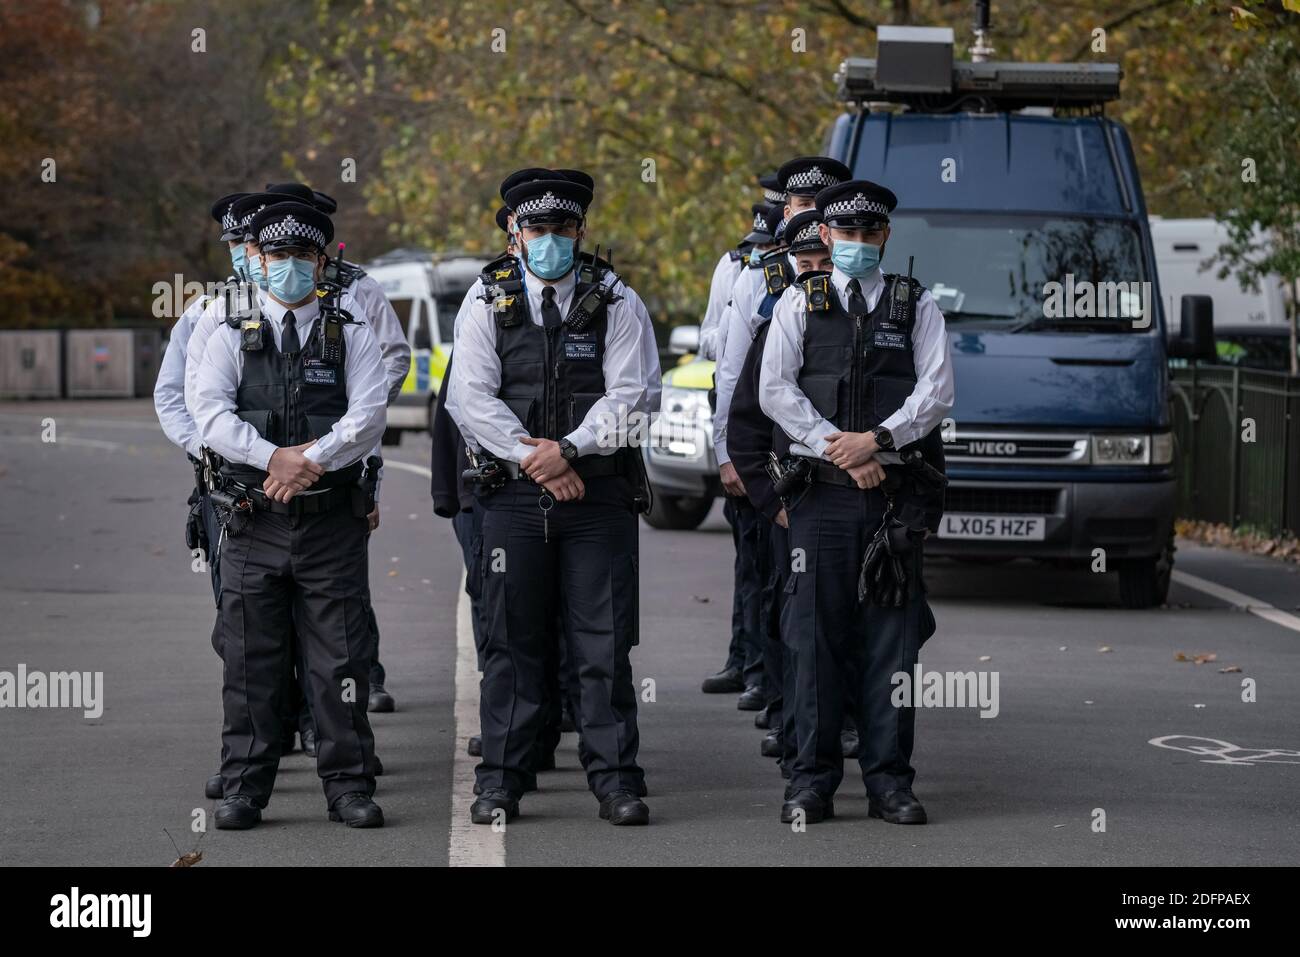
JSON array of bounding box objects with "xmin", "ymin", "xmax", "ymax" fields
[
  {"xmin": 1170, "ymin": 294, "xmax": 1215, "ymax": 361},
  {"xmin": 669, "ymin": 324, "xmax": 700, "ymax": 356}
]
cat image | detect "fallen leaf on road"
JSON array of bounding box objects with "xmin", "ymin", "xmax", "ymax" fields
[
  {"xmin": 1219, "ymin": 665, "xmax": 1242, "ymax": 673},
  {"xmin": 692, "ymin": 595, "xmax": 710, "ymax": 603},
  {"xmin": 1059, "ymin": 646, "xmax": 1068, "ymax": 651},
  {"xmin": 1193, "ymin": 703, "xmax": 1206, "ymax": 709},
  {"xmin": 387, "ymin": 570, "xmax": 398, "ymax": 577},
  {"xmin": 978, "ymin": 655, "xmax": 991, "ymax": 662},
  {"xmin": 1084, "ymin": 700, "xmax": 1094, "ymax": 705},
  {"xmin": 1175, "ymin": 652, "xmax": 1218, "ymax": 664},
  {"xmin": 1098, "ymin": 646, "xmax": 1112, "ymax": 653}
]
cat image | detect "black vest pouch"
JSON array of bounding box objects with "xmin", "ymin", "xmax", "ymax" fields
[{"xmin": 237, "ymin": 409, "xmax": 274, "ymax": 441}]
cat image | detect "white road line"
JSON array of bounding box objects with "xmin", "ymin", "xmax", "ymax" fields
[
  {"xmin": 1172, "ymin": 569, "xmax": 1300, "ymax": 635},
  {"xmin": 0, "ymin": 434, "xmax": 124, "ymax": 451},
  {"xmin": 384, "ymin": 455, "xmax": 503, "ymax": 866},
  {"xmin": 0, "ymin": 413, "xmax": 165, "ymax": 432}
]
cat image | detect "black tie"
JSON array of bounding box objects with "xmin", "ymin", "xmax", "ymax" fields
[
  {"xmin": 541, "ymin": 285, "xmax": 562, "ymax": 330},
  {"xmin": 281, "ymin": 311, "xmax": 300, "ymax": 355},
  {"xmin": 846, "ymin": 278, "xmax": 868, "ymax": 318}
]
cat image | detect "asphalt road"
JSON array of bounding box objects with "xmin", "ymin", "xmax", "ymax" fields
[{"xmin": 1, "ymin": 400, "xmax": 1298, "ymax": 867}]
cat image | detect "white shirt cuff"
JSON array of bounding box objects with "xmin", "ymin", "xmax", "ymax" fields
[{"xmin": 250, "ymin": 438, "xmax": 279, "ymax": 472}]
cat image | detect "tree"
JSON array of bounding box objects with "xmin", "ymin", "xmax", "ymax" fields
[{"xmin": 1197, "ymin": 19, "xmax": 1300, "ymax": 375}]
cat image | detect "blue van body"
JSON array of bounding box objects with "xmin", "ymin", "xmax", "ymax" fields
[{"xmin": 827, "ymin": 111, "xmax": 1176, "ymax": 572}]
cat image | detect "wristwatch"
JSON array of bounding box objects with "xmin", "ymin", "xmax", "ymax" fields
[
  {"xmin": 558, "ymin": 438, "xmax": 579, "ymax": 461},
  {"xmin": 872, "ymin": 427, "xmax": 895, "ymax": 451}
]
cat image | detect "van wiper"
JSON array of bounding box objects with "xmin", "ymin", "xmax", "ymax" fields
[
  {"xmin": 1008, "ymin": 316, "xmax": 1134, "ymax": 333},
  {"xmin": 944, "ymin": 310, "xmax": 1017, "ymax": 324}
]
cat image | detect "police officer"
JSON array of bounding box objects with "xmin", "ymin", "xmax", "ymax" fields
[
  {"xmin": 698, "ymin": 200, "xmax": 784, "ymax": 701},
  {"xmin": 445, "ymin": 170, "xmax": 659, "ymax": 784},
  {"xmin": 759, "ymin": 179, "xmax": 953, "ymax": 825},
  {"xmin": 262, "ymin": 181, "xmax": 411, "ymax": 715},
  {"xmin": 193, "ymin": 201, "xmax": 389, "ymax": 830},
  {"xmin": 726, "ymin": 208, "xmax": 832, "ymax": 773},
  {"xmin": 717, "ymin": 158, "xmax": 858, "ymax": 744},
  {"xmin": 448, "ymin": 175, "xmax": 653, "ymax": 825},
  {"xmin": 155, "ymin": 192, "xmax": 259, "ymax": 800}
]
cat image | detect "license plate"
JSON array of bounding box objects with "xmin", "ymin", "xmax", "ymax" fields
[{"xmin": 938, "ymin": 514, "xmax": 1046, "ymax": 540}]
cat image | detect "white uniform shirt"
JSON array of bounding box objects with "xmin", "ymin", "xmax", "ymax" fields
[
  {"xmin": 446, "ymin": 258, "xmax": 660, "ymax": 452},
  {"xmin": 153, "ymin": 295, "xmax": 211, "ymax": 458},
  {"xmin": 759, "ymin": 265, "xmax": 954, "ymax": 459},
  {"xmin": 712, "ymin": 254, "xmax": 794, "ymax": 465},
  {"xmin": 184, "ymin": 285, "xmax": 268, "ymax": 420},
  {"xmin": 699, "ymin": 250, "xmax": 745, "ymax": 361},
  {"xmin": 193, "ymin": 295, "xmax": 388, "ymax": 478},
  {"xmin": 348, "ymin": 271, "xmax": 410, "ymax": 404},
  {"xmin": 448, "ymin": 266, "xmax": 650, "ymax": 464}
]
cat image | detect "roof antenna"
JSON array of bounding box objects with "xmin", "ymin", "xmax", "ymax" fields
[{"xmin": 969, "ymin": 0, "xmax": 995, "ymax": 62}]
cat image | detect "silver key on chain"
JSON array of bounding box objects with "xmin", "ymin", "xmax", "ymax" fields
[{"xmin": 538, "ymin": 492, "xmax": 555, "ymax": 543}]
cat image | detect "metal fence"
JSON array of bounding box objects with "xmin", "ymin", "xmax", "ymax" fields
[{"xmin": 1171, "ymin": 365, "xmax": 1300, "ymax": 536}]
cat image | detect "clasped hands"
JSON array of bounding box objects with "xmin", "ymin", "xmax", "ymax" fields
[
  {"xmin": 824, "ymin": 430, "xmax": 885, "ymax": 490},
  {"xmin": 521, "ymin": 437, "xmax": 585, "ymax": 502},
  {"xmin": 264, "ymin": 442, "xmax": 323, "ymax": 502}
]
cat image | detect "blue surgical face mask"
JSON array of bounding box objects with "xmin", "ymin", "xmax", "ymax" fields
[
  {"xmin": 830, "ymin": 239, "xmax": 881, "ymax": 279},
  {"xmin": 229, "ymin": 244, "xmax": 247, "ymax": 279},
  {"xmin": 248, "ymin": 253, "xmax": 268, "ymax": 290},
  {"xmin": 523, "ymin": 232, "xmax": 576, "ymax": 280},
  {"xmin": 267, "ymin": 256, "xmax": 318, "ymax": 303}
]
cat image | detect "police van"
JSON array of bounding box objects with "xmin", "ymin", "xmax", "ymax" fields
[
  {"xmin": 823, "ymin": 10, "xmax": 1217, "ymax": 607},
  {"xmin": 363, "ymin": 249, "xmax": 489, "ymax": 443}
]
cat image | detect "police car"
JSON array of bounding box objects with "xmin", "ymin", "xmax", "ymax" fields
[
  {"xmin": 642, "ymin": 324, "xmax": 720, "ymax": 530},
  {"xmin": 364, "ymin": 249, "xmax": 489, "ymax": 443}
]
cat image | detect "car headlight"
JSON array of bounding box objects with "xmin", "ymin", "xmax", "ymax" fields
[
  {"xmin": 659, "ymin": 386, "xmax": 710, "ymax": 426},
  {"xmin": 1090, "ymin": 433, "xmax": 1171, "ymax": 465}
]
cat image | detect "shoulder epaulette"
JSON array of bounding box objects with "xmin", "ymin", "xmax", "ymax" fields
[
  {"xmin": 337, "ymin": 259, "xmax": 366, "ymax": 288},
  {"xmin": 801, "ymin": 274, "xmax": 832, "ymax": 313}
]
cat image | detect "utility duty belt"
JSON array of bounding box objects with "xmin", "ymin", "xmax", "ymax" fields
[
  {"xmin": 463, "ymin": 450, "xmax": 631, "ymax": 488},
  {"xmin": 247, "ymin": 485, "xmax": 359, "ymax": 515}
]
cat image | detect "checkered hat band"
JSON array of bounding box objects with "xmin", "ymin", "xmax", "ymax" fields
[
  {"xmin": 221, "ymin": 209, "xmax": 237, "ymax": 230},
  {"xmin": 763, "ymin": 189, "xmax": 786, "ymax": 203},
  {"xmin": 257, "ymin": 214, "xmax": 326, "ymax": 249},
  {"xmin": 751, "ymin": 212, "xmax": 766, "ymax": 230},
  {"xmin": 514, "ymin": 191, "xmax": 584, "ymax": 219},
  {"xmin": 238, "ymin": 205, "xmax": 268, "ymax": 230},
  {"xmin": 786, "ymin": 167, "xmax": 843, "ymax": 191},
  {"xmin": 793, "ymin": 222, "xmax": 823, "ymax": 244},
  {"xmin": 824, "ymin": 193, "xmax": 889, "ymax": 218}
]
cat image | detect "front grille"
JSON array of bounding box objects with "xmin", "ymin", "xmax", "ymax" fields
[
  {"xmin": 946, "ymin": 432, "xmax": 1087, "ymax": 463},
  {"xmin": 945, "ymin": 487, "xmax": 1060, "ymax": 515}
]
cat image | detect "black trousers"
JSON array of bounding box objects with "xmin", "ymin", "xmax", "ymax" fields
[
  {"xmin": 452, "ymin": 507, "xmax": 490, "ymax": 667},
  {"xmin": 723, "ymin": 495, "xmax": 766, "ymax": 687},
  {"xmin": 217, "ymin": 503, "xmax": 378, "ymax": 808},
  {"xmin": 782, "ymin": 483, "xmax": 936, "ymax": 800},
  {"xmin": 475, "ymin": 476, "xmax": 643, "ymax": 800},
  {"xmin": 760, "ymin": 521, "xmax": 798, "ymax": 769}
]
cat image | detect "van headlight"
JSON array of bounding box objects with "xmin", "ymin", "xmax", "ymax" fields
[{"xmin": 1090, "ymin": 432, "xmax": 1172, "ymax": 465}]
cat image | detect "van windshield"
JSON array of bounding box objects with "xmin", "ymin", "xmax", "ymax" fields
[{"xmin": 883, "ymin": 213, "xmax": 1152, "ymax": 332}]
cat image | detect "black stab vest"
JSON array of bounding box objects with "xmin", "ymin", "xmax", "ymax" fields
[
  {"xmin": 219, "ymin": 311, "xmax": 363, "ymax": 490},
  {"xmin": 485, "ymin": 263, "xmax": 619, "ymax": 472},
  {"xmin": 774, "ymin": 273, "xmax": 945, "ymax": 471}
]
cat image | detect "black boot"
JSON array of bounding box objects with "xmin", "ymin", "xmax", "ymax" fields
[
  {"xmin": 215, "ymin": 795, "xmax": 261, "ymax": 830},
  {"xmin": 701, "ymin": 666, "xmax": 744, "ymax": 694},
  {"xmin": 599, "ymin": 790, "xmax": 650, "ymax": 826},
  {"xmin": 328, "ymin": 792, "xmax": 385, "ymax": 828}
]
